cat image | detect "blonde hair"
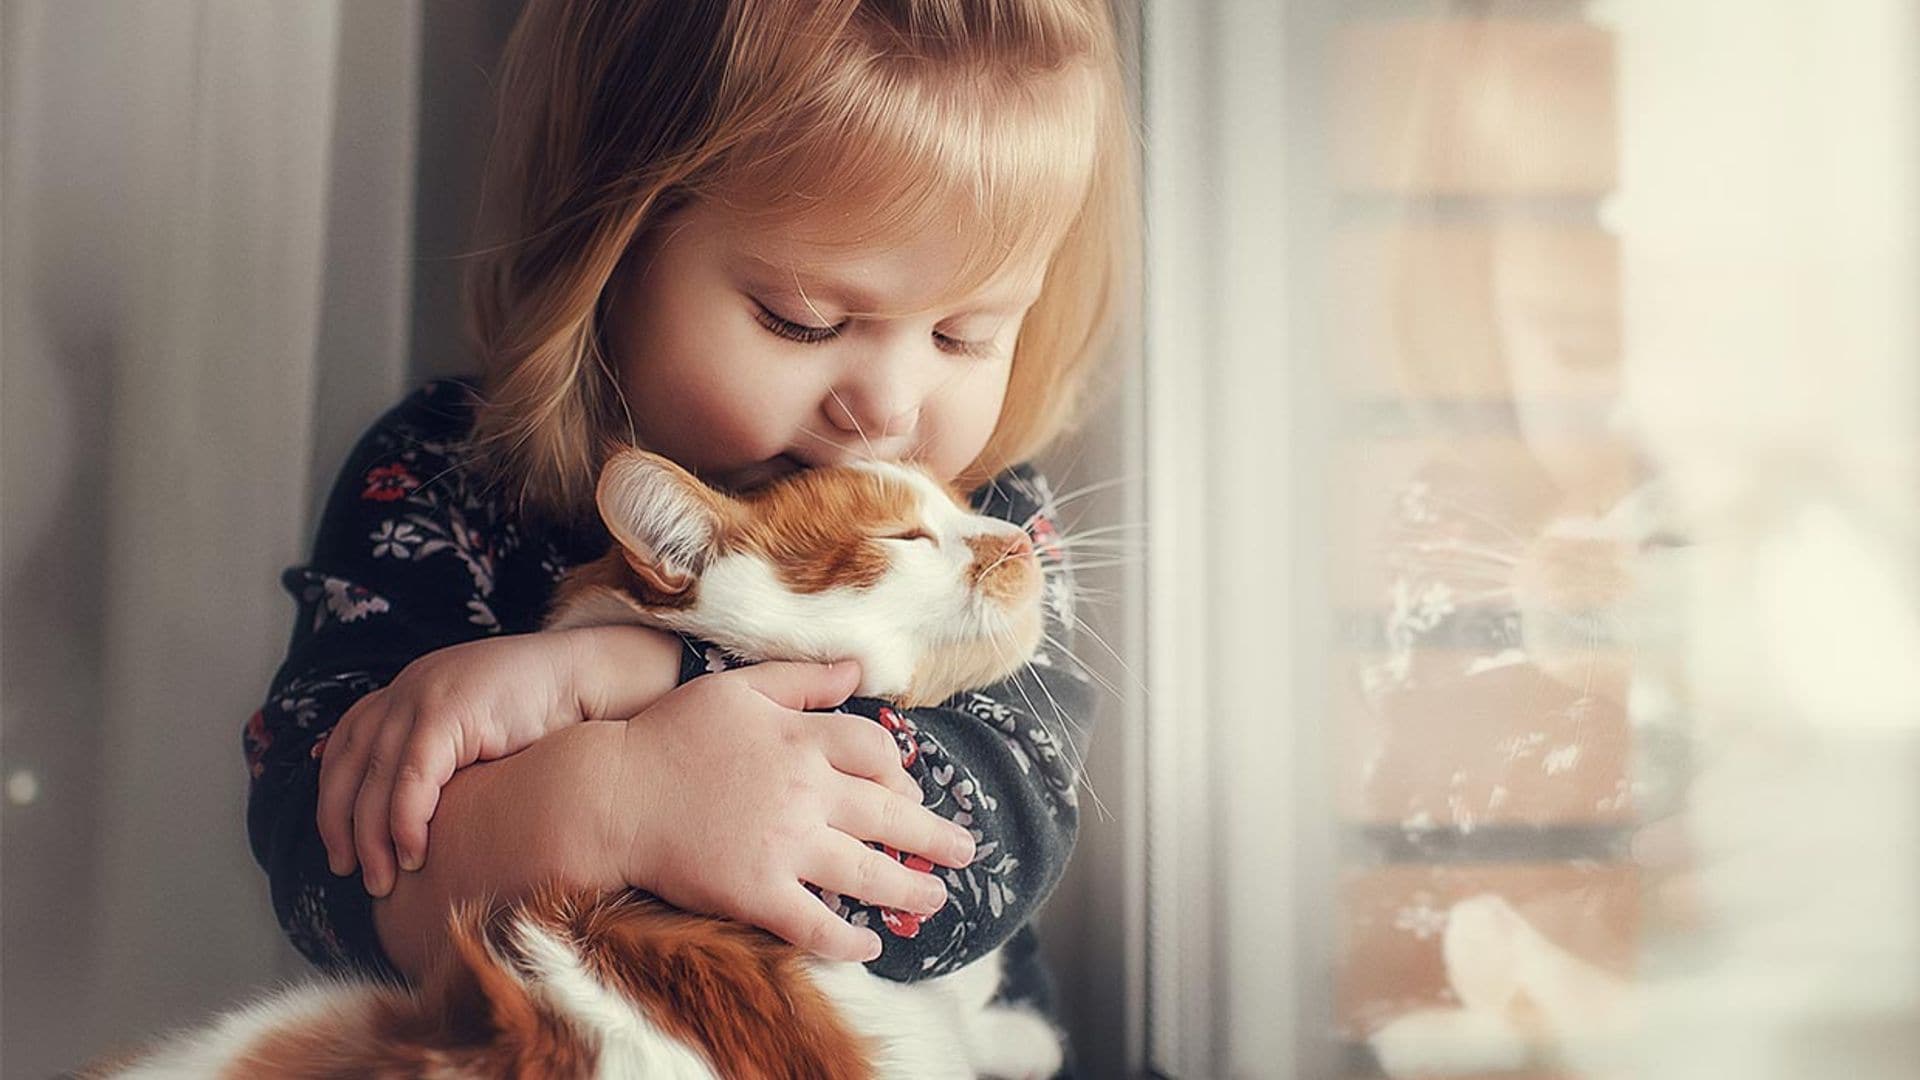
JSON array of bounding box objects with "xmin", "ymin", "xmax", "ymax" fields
[{"xmin": 466, "ymin": 0, "xmax": 1138, "ymax": 523}]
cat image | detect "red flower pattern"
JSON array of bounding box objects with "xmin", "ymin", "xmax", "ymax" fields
[
  {"xmin": 875, "ymin": 705, "xmax": 919, "ymax": 768},
  {"xmin": 881, "ymin": 907, "xmax": 925, "ymax": 937},
  {"xmin": 877, "ymin": 844, "xmax": 940, "ymax": 938},
  {"xmin": 361, "ymin": 462, "xmax": 419, "ymax": 502},
  {"xmin": 243, "ymin": 710, "xmax": 271, "ymax": 777}
]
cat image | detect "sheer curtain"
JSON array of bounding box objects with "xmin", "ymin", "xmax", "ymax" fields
[{"xmin": 1, "ymin": 2, "xmax": 420, "ymax": 1073}]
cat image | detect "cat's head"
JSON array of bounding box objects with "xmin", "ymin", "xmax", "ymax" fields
[{"xmin": 550, "ymin": 448, "xmax": 1047, "ymax": 706}]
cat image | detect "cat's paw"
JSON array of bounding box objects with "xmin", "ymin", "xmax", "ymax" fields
[
  {"xmin": 1442, "ymin": 893, "xmax": 1529, "ymax": 1015},
  {"xmin": 966, "ymin": 1006, "xmax": 1063, "ymax": 1080},
  {"xmin": 1369, "ymin": 1006, "xmax": 1529, "ymax": 1078}
]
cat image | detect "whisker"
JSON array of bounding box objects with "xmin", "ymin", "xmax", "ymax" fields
[
  {"xmin": 1409, "ymin": 490, "xmax": 1527, "ymax": 544},
  {"xmin": 1063, "ymin": 613, "xmax": 1148, "ymax": 696},
  {"xmin": 795, "ymin": 424, "xmax": 878, "ymax": 463},
  {"xmin": 1051, "ymin": 522, "xmax": 1147, "ymax": 541},
  {"xmin": 1049, "ymin": 529, "xmax": 1147, "ymax": 544},
  {"xmin": 1381, "ymin": 561, "xmax": 1513, "ymax": 587},
  {"xmin": 1048, "ymin": 474, "xmax": 1139, "ymax": 507},
  {"xmin": 1376, "ymin": 538, "xmax": 1523, "ymax": 582},
  {"xmin": 1021, "ymin": 654, "xmax": 1110, "ymax": 821},
  {"xmin": 1049, "ymin": 530, "xmax": 1147, "ymax": 543},
  {"xmin": 1044, "ymin": 539, "xmax": 1147, "ymax": 556},
  {"xmin": 904, "ymin": 426, "xmax": 938, "ymax": 467},
  {"xmin": 1023, "ymin": 475, "xmax": 1139, "ymax": 528},
  {"xmin": 1049, "ymin": 558, "xmax": 1138, "ymax": 574},
  {"xmin": 1379, "ymin": 538, "xmax": 1522, "ymax": 566},
  {"xmin": 825, "ymin": 386, "xmax": 876, "ymax": 462},
  {"xmin": 988, "ymin": 636, "xmax": 1103, "ymax": 816},
  {"xmin": 1042, "ymin": 631, "xmax": 1127, "ymax": 703}
]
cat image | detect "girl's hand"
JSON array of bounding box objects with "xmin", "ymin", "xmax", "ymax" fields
[
  {"xmin": 609, "ymin": 660, "xmax": 980, "ymax": 964},
  {"xmin": 318, "ymin": 625, "xmax": 682, "ymax": 896}
]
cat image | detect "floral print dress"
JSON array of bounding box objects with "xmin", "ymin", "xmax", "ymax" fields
[{"xmin": 244, "ymin": 379, "xmax": 1092, "ymax": 1022}]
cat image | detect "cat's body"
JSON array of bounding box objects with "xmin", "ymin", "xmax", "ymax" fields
[
  {"xmin": 95, "ymin": 893, "xmax": 1036, "ymax": 1080},
  {"xmin": 90, "ymin": 452, "xmax": 1063, "ymax": 1080}
]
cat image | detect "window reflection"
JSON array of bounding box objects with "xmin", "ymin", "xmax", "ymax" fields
[{"xmin": 1329, "ymin": 3, "xmax": 1920, "ymax": 1076}]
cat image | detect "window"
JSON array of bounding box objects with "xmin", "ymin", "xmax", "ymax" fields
[{"xmin": 1135, "ymin": 2, "xmax": 1920, "ymax": 1076}]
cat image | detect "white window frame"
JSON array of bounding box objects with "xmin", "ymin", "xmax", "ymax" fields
[{"xmin": 1141, "ymin": 1, "xmax": 1333, "ymax": 1077}]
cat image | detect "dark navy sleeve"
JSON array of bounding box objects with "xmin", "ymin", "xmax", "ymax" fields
[
  {"xmin": 244, "ymin": 379, "xmax": 530, "ymax": 979},
  {"xmin": 832, "ymin": 466, "xmax": 1095, "ymax": 981}
]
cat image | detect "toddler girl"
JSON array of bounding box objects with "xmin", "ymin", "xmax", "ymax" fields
[{"xmin": 245, "ymin": 0, "xmax": 1133, "ymax": 1067}]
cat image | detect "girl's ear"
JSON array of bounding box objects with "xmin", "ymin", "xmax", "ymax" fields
[{"xmin": 596, "ymin": 449, "xmax": 728, "ymax": 597}]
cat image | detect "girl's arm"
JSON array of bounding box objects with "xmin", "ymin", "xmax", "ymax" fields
[
  {"xmin": 247, "ymin": 380, "xmax": 530, "ymax": 976},
  {"xmin": 376, "ymin": 659, "xmax": 977, "ymax": 980}
]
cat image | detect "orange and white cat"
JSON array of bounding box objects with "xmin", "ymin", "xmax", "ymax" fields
[
  {"xmin": 88, "ymin": 451, "xmax": 1064, "ymax": 1079},
  {"xmin": 548, "ymin": 448, "xmax": 1045, "ymax": 709}
]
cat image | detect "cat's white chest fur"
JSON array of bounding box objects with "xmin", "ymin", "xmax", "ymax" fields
[{"xmin": 678, "ymin": 551, "xmax": 938, "ymax": 698}]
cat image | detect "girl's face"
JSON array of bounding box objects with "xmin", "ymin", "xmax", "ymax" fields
[{"xmin": 603, "ymin": 198, "xmax": 1050, "ymax": 491}]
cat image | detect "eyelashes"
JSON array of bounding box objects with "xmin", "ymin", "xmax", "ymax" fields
[
  {"xmin": 933, "ymin": 334, "xmax": 999, "ymax": 360},
  {"xmin": 753, "ymin": 301, "xmax": 840, "ymax": 344},
  {"xmin": 751, "ymin": 300, "xmax": 997, "ymax": 358}
]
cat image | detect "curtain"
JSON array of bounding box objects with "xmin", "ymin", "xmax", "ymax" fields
[{"xmin": 1, "ymin": 2, "xmax": 420, "ymax": 1072}]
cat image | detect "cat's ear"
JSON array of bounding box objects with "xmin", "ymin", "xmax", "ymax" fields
[{"xmin": 596, "ymin": 448, "xmax": 729, "ymax": 598}]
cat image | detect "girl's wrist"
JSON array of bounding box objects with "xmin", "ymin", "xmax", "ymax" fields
[
  {"xmin": 561, "ymin": 624, "xmax": 685, "ymax": 721},
  {"xmin": 601, "ymin": 716, "xmax": 666, "ymax": 894}
]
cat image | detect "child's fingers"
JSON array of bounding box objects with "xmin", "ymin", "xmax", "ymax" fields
[
  {"xmin": 736, "ymin": 659, "xmax": 862, "ymax": 712},
  {"xmin": 352, "ymin": 714, "xmax": 414, "ymax": 898},
  {"xmin": 756, "ymin": 884, "xmax": 884, "ymax": 964},
  {"xmin": 817, "ymin": 712, "xmax": 920, "ymax": 802},
  {"xmin": 317, "ymin": 695, "xmax": 385, "ymax": 876},
  {"xmin": 388, "ymin": 725, "xmax": 462, "ymax": 873},
  {"xmin": 804, "ymin": 830, "xmax": 950, "ymax": 917},
  {"xmin": 830, "ymin": 780, "xmax": 976, "ymax": 869}
]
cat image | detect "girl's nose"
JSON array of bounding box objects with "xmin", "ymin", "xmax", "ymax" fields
[
  {"xmin": 827, "ymin": 359, "xmax": 923, "ymax": 440},
  {"xmin": 827, "ymin": 396, "xmax": 920, "ymax": 439}
]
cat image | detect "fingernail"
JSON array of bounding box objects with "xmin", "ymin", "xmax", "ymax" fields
[
  {"xmin": 952, "ymin": 831, "xmax": 977, "ymax": 864},
  {"xmin": 399, "ymin": 850, "xmax": 422, "ymax": 872},
  {"xmin": 921, "ymin": 881, "xmax": 949, "ymax": 913},
  {"xmin": 862, "ymin": 933, "xmax": 883, "ymax": 962}
]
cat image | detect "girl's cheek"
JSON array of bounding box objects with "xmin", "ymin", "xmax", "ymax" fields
[
  {"xmin": 929, "ymin": 365, "xmax": 1013, "ymax": 478},
  {"xmin": 694, "ymin": 372, "xmax": 811, "ymax": 461},
  {"xmin": 966, "ymin": 360, "xmax": 1015, "ymax": 429}
]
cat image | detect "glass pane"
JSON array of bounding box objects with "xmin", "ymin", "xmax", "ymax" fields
[{"xmin": 1326, "ymin": 4, "xmax": 1920, "ymax": 1077}]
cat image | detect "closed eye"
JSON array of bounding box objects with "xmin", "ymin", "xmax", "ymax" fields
[
  {"xmin": 883, "ymin": 528, "xmax": 936, "ymax": 545},
  {"xmin": 933, "ymin": 331, "xmax": 997, "ymax": 359},
  {"xmin": 753, "ymin": 300, "xmax": 843, "ymax": 344}
]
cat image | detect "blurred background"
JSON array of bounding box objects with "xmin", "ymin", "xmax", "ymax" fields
[{"xmin": 6, "ymin": 1, "xmax": 1920, "ymax": 1077}]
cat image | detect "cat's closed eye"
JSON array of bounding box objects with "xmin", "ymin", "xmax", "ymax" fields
[{"xmin": 884, "ymin": 527, "xmax": 936, "ymax": 545}]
